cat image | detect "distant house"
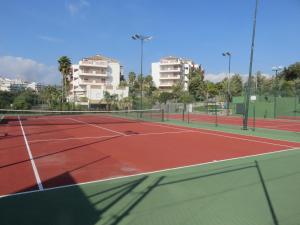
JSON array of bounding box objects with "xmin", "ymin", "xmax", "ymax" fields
[{"xmin": 69, "ymin": 54, "xmax": 129, "ymax": 108}]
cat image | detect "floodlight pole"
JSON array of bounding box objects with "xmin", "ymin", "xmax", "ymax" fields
[
  {"xmin": 222, "ymin": 52, "xmax": 231, "ymax": 116},
  {"xmin": 243, "ymin": 0, "xmax": 259, "ymax": 130},
  {"xmin": 131, "ymin": 34, "xmax": 152, "ymax": 110},
  {"xmin": 140, "ymin": 39, "xmax": 144, "ymax": 110}
]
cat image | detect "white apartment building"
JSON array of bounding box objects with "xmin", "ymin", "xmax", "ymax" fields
[
  {"xmin": 70, "ymin": 54, "xmax": 128, "ymax": 107},
  {"xmin": 151, "ymin": 56, "xmax": 200, "ymax": 91},
  {"xmin": 0, "ymin": 77, "xmax": 42, "ymax": 92}
]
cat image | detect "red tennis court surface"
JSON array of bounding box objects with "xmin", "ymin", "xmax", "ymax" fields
[
  {"xmin": 1, "ymin": 114, "xmax": 299, "ymax": 197},
  {"xmin": 168, "ymin": 113, "xmax": 300, "ymax": 132}
]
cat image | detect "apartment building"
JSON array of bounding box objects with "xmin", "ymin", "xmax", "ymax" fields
[
  {"xmin": 151, "ymin": 56, "xmax": 200, "ymax": 91},
  {"xmin": 70, "ymin": 54, "xmax": 128, "ymax": 107},
  {"xmin": 0, "ymin": 77, "xmax": 43, "ymax": 92}
]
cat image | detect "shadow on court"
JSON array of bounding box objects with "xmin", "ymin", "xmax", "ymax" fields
[
  {"xmin": 1, "ymin": 151, "xmax": 300, "ymax": 225},
  {"xmin": 0, "ymin": 172, "xmax": 155, "ymax": 225}
]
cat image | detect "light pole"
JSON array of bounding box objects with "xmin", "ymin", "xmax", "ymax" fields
[
  {"xmin": 243, "ymin": 0, "xmax": 259, "ymax": 130},
  {"xmin": 131, "ymin": 34, "xmax": 152, "ymax": 110},
  {"xmin": 222, "ymin": 52, "xmax": 231, "ymax": 116},
  {"xmin": 272, "ymin": 66, "xmax": 283, "ymax": 118},
  {"xmin": 272, "ymin": 66, "xmax": 282, "ymax": 78}
]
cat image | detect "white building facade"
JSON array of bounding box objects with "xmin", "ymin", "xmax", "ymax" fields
[
  {"xmin": 0, "ymin": 77, "xmax": 42, "ymax": 92},
  {"xmin": 151, "ymin": 56, "xmax": 200, "ymax": 91},
  {"xmin": 70, "ymin": 55, "xmax": 128, "ymax": 107}
]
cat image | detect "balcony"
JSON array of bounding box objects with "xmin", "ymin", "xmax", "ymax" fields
[
  {"xmin": 79, "ymin": 60, "xmax": 108, "ymax": 68},
  {"xmin": 79, "ymin": 70, "xmax": 107, "ymax": 77},
  {"xmin": 159, "ymin": 83, "xmax": 174, "ymax": 87},
  {"xmin": 159, "ymin": 67, "xmax": 181, "ymax": 73},
  {"xmin": 80, "ymin": 79, "xmax": 105, "ymax": 86},
  {"xmin": 159, "ymin": 75, "xmax": 181, "ymax": 80},
  {"xmin": 160, "ymin": 60, "xmax": 181, "ymax": 65}
]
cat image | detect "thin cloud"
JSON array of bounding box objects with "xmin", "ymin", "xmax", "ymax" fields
[
  {"xmin": 38, "ymin": 35, "xmax": 63, "ymax": 43},
  {"xmin": 205, "ymin": 72, "xmax": 272, "ymax": 83},
  {"xmin": 66, "ymin": 0, "xmax": 90, "ymax": 16},
  {"xmin": 205, "ymin": 72, "xmax": 229, "ymax": 83},
  {"xmin": 0, "ymin": 56, "xmax": 60, "ymax": 84}
]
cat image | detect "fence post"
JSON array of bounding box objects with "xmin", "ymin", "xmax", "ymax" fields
[
  {"xmin": 274, "ymin": 95, "xmax": 277, "ymax": 119},
  {"xmin": 215, "ymin": 101, "xmax": 218, "ymax": 126}
]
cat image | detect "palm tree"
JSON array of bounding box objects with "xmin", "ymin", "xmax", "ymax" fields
[
  {"xmin": 58, "ymin": 56, "xmax": 72, "ymax": 105},
  {"xmin": 103, "ymin": 91, "xmax": 112, "ymax": 110}
]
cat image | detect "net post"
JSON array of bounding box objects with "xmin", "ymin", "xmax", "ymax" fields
[{"xmin": 161, "ymin": 109, "xmax": 164, "ymax": 122}]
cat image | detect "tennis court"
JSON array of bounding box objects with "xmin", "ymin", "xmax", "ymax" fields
[
  {"xmin": 1, "ymin": 109, "xmax": 300, "ymax": 225},
  {"xmin": 167, "ymin": 112, "xmax": 300, "ymax": 132}
]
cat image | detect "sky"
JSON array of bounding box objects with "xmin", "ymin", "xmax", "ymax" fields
[{"xmin": 0, "ymin": 0, "xmax": 299, "ymax": 84}]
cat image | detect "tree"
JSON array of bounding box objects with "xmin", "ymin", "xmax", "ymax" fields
[
  {"xmin": 127, "ymin": 71, "xmax": 137, "ymax": 97},
  {"xmin": 205, "ymin": 81, "xmax": 218, "ymax": 98},
  {"xmin": 158, "ymin": 92, "xmax": 173, "ymax": 104},
  {"xmin": 280, "ymin": 62, "xmax": 300, "ymax": 81},
  {"xmin": 230, "ymin": 74, "xmax": 243, "ymax": 97},
  {"xmin": 179, "ymin": 91, "xmax": 194, "ymax": 104},
  {"xmin": 12, "ymin": 90, "xmax": 37, "ymax": 109},
  {"xmin": 171, "ymin": 82, "xmax": 184, "ymax": 101},
  {"xmin": 148, "ymin": 90, "xmax": 160, "ymax": 106},
  {"xmin": 128, "ymin": 72, "xmax": 136, "ymax": 86},
  {"xmin": 118, "ymin": 97, "xmax": 133, "ymax": 110},
  {"xmin": 58, "ymin": 56, "xmax": 72, "ymax": 104},
  {"xmin": 103, "ymin": 91, "xmax": 118, "ymax": 110},
  {"xmin": 188, "ymin": 67, "xmax": 206, "ymax": 101},
  {"xmin": 0, "ymin": 91, "xmax": 15, "ymax": 108},
  {"xmin": 119, "ymin": 80, "xmax": 128, "ymax": 88},
  {"xmin": 40, "ymin": 86, "xmax": 61, "ymax": 109},
  {"xmin": 279, "ymin": 80, "xmax": 295, "ymax": 97},
  {"xmin": 143, "ymin": 75, "xmax": 156, "ymax": 97}
]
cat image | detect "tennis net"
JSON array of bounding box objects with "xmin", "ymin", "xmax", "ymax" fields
[{"xmin": 0, "ymin": 108, "xmax": 164, "ymax": 126}]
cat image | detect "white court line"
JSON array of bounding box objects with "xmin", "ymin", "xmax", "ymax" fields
[
  {"xmin": 262, "ymin": 124, "xmax": 300, "ymax": 128},
  {"xmin": 190, "ymin": 113, "xmax": 300, "ymax": 124},
  {"xmin": 18, "ymin": 116, "xmax": 44, "ymax": 191},
  {"xmin": 151, "ymin": 121, "xmax": 298, "ymax": 148},
  {"xmin": 27, "ymin": 116, "xmax": 298, "ymax": 148},
  {"xmin": 1, "ymin": 147, "xmax": 299, "ymax": 199},
  {"xmin": 68, "ymin": 117, "xmax": 126, "ymax": 136},
  {"xmin": 189, "ymin": 118, "xmax": 300, "ymax": 133},
  {"xmin": 84, "ymin": 113, "xmax": 189, "ymax": 132},
  {"xmin": 193, "ymin": 130, "xmax": 295, "ymax": 148},
  {"xmin": 28, "ymin": 130, "xmax": 196, "ymax": 143},
  {"xmin": 190, "ymin": 119, "xmax": 300, "ymax": 129},
  {"xmin": 69, "ymin": 116, "xmax": 297, "ymax": 148}
]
